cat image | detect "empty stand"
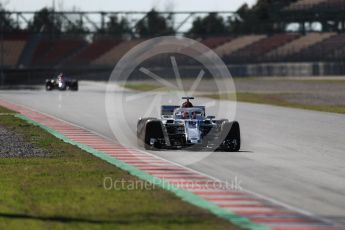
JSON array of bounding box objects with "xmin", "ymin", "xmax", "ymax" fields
[
  {"xmin": 92, "ymin": 39, "xmax": 144, "ymax": 66},
  {"xmin": 41, "ymin": 39, "xmax": 87, "ymax": 66},
  {"xmin": 289, "ymin": 33, "xmax": 345, "ymax": 62},
  {"xmin": 137, "ymin": 38, "xmax": 212, "ymax": 67},
  {"xmin": 225, "ymin": 34, "xmax": 299, "ymax": 63},
  {"xmin": 314, "ymin": 0, "xmax": 345, "ymax": 10},
  {"xmin": 31, "ymin": 39, "xmax": 56, "ymax": 65},
  {"xmin": 214, "ymin": 35, "xmax": 266, "ymax": 57},
  {"xmin": 1, "ymin": 39, "xmax": 27, "ymax": 67},
  {"xmin": 285, "ymin": 0, "xmax": 328, "ymax": 11},
  {"xmin": 264, "ymin": 33, "xmax": 335, "ymax": 62},
  {"xmin": 328, "ymin": 46, "xmax": 345, "ymax": 61},
  {"xmin": 32, "ymin": 38, "xmax": 87, "ymax": 66},
  {"xmin": 65, "ymin": 38, "xmax": 122, "ymax": 65},
  {"xmin": 4, "ymin": 32, "xmax": 345, "ymax": 68},
  {"xmin": 201, "ymin": 36, "xmax": 232, "ymax": 49}
]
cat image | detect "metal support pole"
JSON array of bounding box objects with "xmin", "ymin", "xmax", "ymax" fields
[
  {"xmin": 101, "ymin": 12, "xmax": 105, "ymax": 32},
  {"xmin": 0, "ymin": 15, "xmax": 4, "ymax": 86}
]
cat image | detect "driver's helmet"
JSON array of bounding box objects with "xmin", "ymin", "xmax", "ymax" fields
[
  {"xmin": 182, "ymin": 100, "xmax": 193, "ymax": 108},
  {"xmin": 183, "ymin": 111, "xmax": 189, "ymax": 119},
  {"xmin": 57, "ymin": 73, "xmax": 64, "ymax": 81}
]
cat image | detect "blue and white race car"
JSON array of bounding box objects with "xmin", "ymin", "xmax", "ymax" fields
[
  {"xmin": 45, "ymin": 73, "xmax": 78, "ymax": 91},
  {"xmin": 137, "ymin": 97, "xmax": 241, "ymax": 151}
]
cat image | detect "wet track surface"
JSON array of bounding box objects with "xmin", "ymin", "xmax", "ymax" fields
[{"xmin": 1, "ymin": 81, "xmax": 345, "ymax": 227}]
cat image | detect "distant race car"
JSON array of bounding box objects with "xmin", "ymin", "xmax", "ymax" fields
[
  {"xmin": 137, "ymin": 97, "xmax": 241, "ymax": 151},
  {"xmin": 45, "ymin": 73, "xmax": 78, "ymax": 91}
]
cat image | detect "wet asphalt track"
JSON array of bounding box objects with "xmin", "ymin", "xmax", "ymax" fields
[{"xmin": 1, "ymin": 81, "xmax": 345, "ymax": 227}]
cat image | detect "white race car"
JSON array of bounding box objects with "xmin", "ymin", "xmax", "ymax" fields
[
  {"xmin": 45, "ymin": 73, "xmax": 78, "ymax": 91},
  {"xmin": 137, "ymin": 97, "xmax": 240, "ymax": 151}
]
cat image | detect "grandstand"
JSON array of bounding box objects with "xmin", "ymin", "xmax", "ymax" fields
[
  {"xmin": 92, "ymin": 39, "xmax": 145, "ymax": 66},
  {"xmin": 2, "ymin": 31, "xmax": 345, "ymax": 68},
  {"xmin": 2, "ymin": 1, "xmax": 345, "ymax": 78},
  {"xmin": 31, "ymin": 37, "xmax": 87, "ymax": 66},
  {"xmin": 319, "ymin": 0, "xmax": 345, "ymax": 10},
  {"xmin": 282, "ymin": 0, "xmax": 345, "ymax": 32},
  {"xmin": 214, "ymin": 35, "xmax": 266, "ymax": 57},
  {"xmin": 224, "ymin": 34, "xmax": 300, "ymax": 63},
  {"xmin": 284, "ymin": 0, "xmax": 328, "ymax": 11},
  {"xmin": 0, "ymin": 35, "xmax": 27, "ymax": 67},
  {"xmin": 64, "ymin": 38, "xmax": 122, "ymax": 66},
  {"xmin": 288, "ymin": 33, "xmax": 345, "ymax": 62},
  {"xmin": 201, "ymin": 37, "xmax": 233, "ymax": 49},
  {"xmin": 264, "ymin": 33, "xmax": 335, "ymax": 62},
  {"xmin": 285, "ymin": 0, "xmax": 345, "ymax": 11}
]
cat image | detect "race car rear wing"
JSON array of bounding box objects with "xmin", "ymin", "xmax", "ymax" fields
[{"xmin": 161, "ymin": 105, "xmax": 206, "ymax": 116}]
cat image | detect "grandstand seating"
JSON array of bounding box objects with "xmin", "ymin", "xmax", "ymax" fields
[
  {"xmin": 264, "ymin": 33, "xmax": 335, "ymax": 62},
  {"xmin": 3, "ymin": 32, "xmax": 345, "ymax": 68},
  {"xmin": 225, "ymin": 34, "xmax": 299, "ymax": 63},
  {"xmin": 328, "ymin": 46, "xmax": 345, "ymax": 61},
  {"xmin": 288, "ymin": 33, "xmax": 345, "ymax": 62},
  {"xmin": 201, "ymin": 36, "xmax": 233, "ymax": 49},
  {"xmin": 284, "ymin": 0, "xmax": 345, "ymax": 11},
  {"xmin": 31, "ymin": 40, "xmax": 55, "ymax": 65},
  {"xmin": 318, "ymin": 0, "xmax": 345, "ymax": 10},
  {"xmin": 37, "ymin": 39, "xmax": 87, "ymax": 66},
  {"xmin": 1, "ymin": 39, "xmax": 27, "ymax": 67},
  {"xmin": 284, "ymin": 0, "xmax": 328, "ymax": 11},
  {"xmin": 64, "ymin": 38, "xmax": 122, "ymax": 65},
  {"xmin": 214, "ymin": 35, "xmax": 266, "ymax": 57},
  {"xmin": 137, "ymin": 38, "xmax": 213, "ymax": 67},
  {"xmin": 92, "ymin": 39, "xmax": 144, "ymax": 66}
]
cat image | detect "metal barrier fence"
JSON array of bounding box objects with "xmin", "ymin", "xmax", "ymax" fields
[{"xmin": 1, "ymin": 62, "xmax": 345, "ymax": 86}]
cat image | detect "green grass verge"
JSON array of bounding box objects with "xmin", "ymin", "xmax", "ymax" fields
[
  {"xmin": 287, "ymin": 79, "xmax": 345, "ymax": 84},
  {"xmin": 122, "ymin": 82, "xmax": 345, "ymax": 114},
  {"xmin": 207, "ymin": 92, "xmax": 345, "ymax": 114},
  {"xmin": 0, "ymin": 107, "xmax": 240, "ymax": 230},
  {"xmin": 0, "ymin": 106, "xmax": 15, "ymax": 114}
]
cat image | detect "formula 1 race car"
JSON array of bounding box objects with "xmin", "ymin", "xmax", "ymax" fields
[
  {"xmin": 137, "ymin": 97, "xmax": 241, "ymax": 152},
  {"xmin": 45, "ymin": 73, "xmax": 78, "ymax": 91}
]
